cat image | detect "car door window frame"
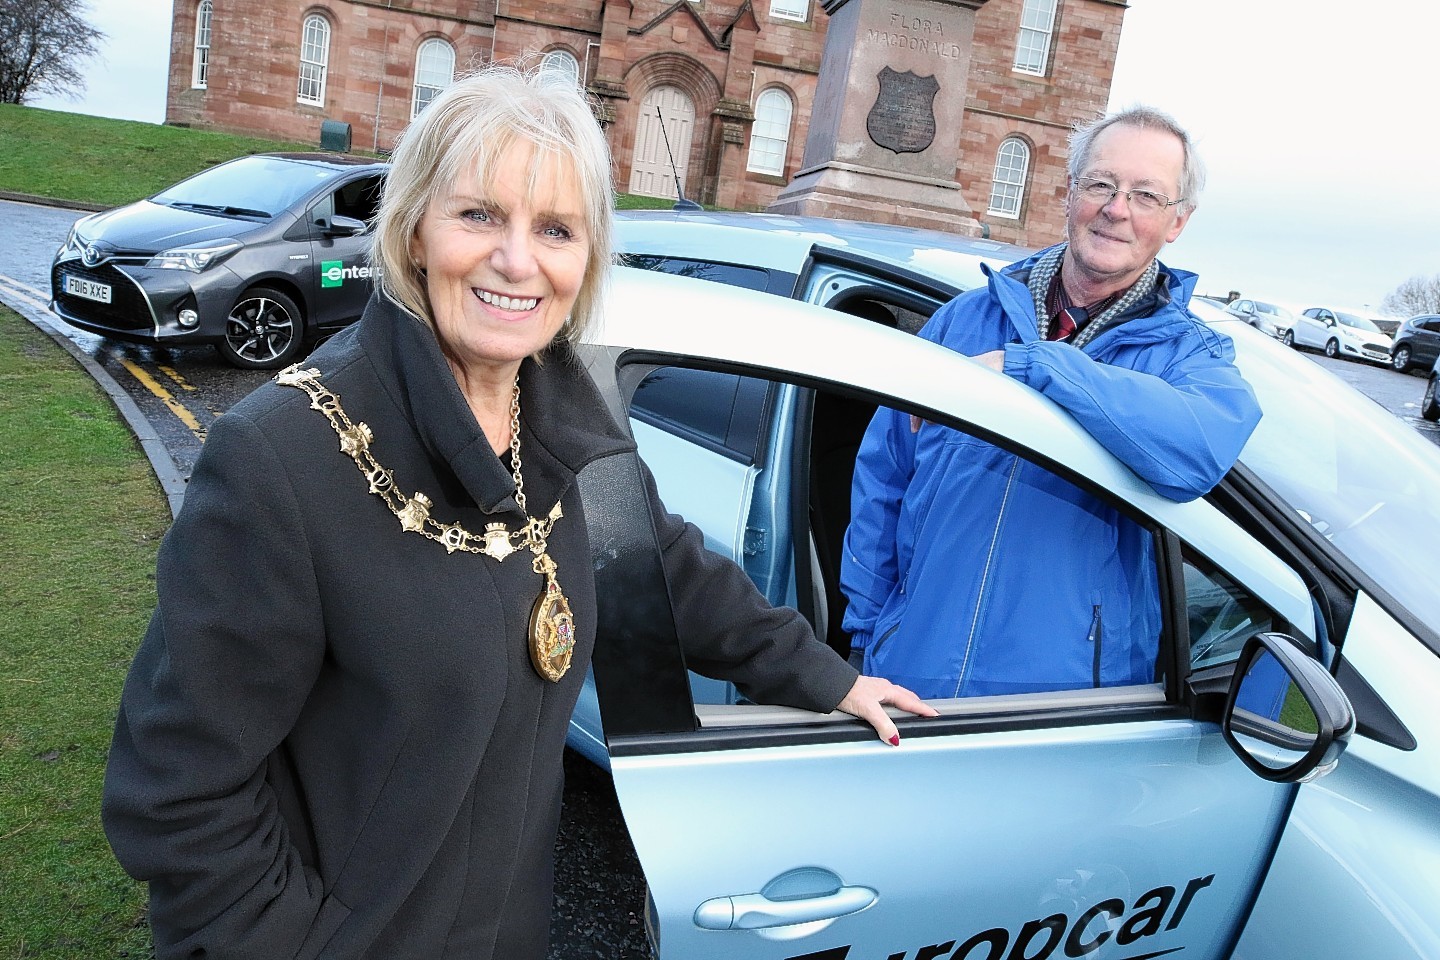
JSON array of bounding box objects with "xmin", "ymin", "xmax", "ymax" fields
[{"xmin": 594, "ymin": 350, "xmax": 1301, "ymax": 760}]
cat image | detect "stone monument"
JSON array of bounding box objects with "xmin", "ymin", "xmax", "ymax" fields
[{"xmin": 768, "ymin": 0, "xmax": 990, "ymax": 234}]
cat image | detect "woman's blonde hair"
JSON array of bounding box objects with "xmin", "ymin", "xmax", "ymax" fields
[{"xmin": 371, "ymin": 60, "xmax": 614, "ymax": 346}]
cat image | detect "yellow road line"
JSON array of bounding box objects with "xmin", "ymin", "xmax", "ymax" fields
[
  {"xmin": 158, "ymin": 365, "xmax": 198, "ymax": 391},
  {"xmin": 119, "ymin": 358, "xmax": 204, "ymax": 436}
]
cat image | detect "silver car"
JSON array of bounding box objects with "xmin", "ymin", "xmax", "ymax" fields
[{"xmin": 1224, "ymin": 297, "xmax": 1293, "ymax": 339}]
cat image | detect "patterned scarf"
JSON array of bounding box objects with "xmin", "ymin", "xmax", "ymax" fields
[{"xmin": 1027, "ymin": 244, "xmax": 1160, "ymax": 350}]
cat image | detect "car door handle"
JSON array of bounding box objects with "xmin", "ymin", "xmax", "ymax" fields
[{"xmin": 693, "ymin": 884, "xmax": 878, "ymax": 930}]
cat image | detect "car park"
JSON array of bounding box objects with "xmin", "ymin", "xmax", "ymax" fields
[
  {"xmin": 50, "ymin": 153, "xmax": 388, "ymax": 369},
  {"xmin": 1287, "ymin": 305, "xmax": 1394, "ymax": 364},
  {"xmin": 1390, "ymin": 313, "xmax": 1440, "ymax": 373},
  {"xmin": 1224, "ymin": 297, "xmax": 1293, "ymax": 339},
  {"xmin": 563, "ymin": 211, "xmax": 1440, "ymax": 958}
]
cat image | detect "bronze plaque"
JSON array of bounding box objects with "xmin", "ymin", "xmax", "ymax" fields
[{"xmin": 866, "ymin": 66, "xmax": 939, "ymax": 154}]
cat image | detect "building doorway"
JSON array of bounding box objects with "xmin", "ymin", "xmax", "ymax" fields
[{"xmin": 629, "ymin": 86, "xmax": 695, "ymax": 200}]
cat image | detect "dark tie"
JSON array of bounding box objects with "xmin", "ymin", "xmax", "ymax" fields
[{"xmin": 1049, "ymin": 305, "xmax": 1086, "ymax": 342}]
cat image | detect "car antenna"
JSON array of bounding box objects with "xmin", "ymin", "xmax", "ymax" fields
[{"xmin": 655, "ymin": 105, "xmax": 703, "ymax": 212}]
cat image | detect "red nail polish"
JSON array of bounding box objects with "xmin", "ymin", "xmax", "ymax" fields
[{"xmin": 888, "ymin": 734, "xmax": 900, "ymax": 746}]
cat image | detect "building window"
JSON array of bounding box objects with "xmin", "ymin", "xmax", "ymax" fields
[
  {"xmin": 769, "ymin": 0, "xmax": 809, "ymax": 21},
  {"xmin": 1013, "ymin": 0, "xmax": 1057, "ymax": 76},
  {"xmin": 411, "ymin": 38, "xmax": 455, "ymax": 118},
  {"xmin": 747, "ymin": 88, "xmax": 793, "ymax": 176},
  {"xmin": 987, "ymin": 137, "xmax": 1030, "ymax": 218},
  {"xmin": 540, "ymin": 49, "xmax": 580, "ymax": 86},
  {"xmin": 191, "ymin": 1, "xmax": 212, "ymax": 89},
  {"xmin": 297, "ymin": 14, "xmax": 330, "ymax": 106}
]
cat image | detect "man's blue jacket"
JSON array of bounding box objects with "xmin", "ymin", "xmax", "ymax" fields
[{"xmin": 839, "ymin": 248, "xmax": 1262, "ymax": 699}]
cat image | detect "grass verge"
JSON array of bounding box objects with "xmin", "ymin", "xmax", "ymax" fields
[
  {"xmin": 0, "ymin": 104, "xmax": 708, "ymax": 212},
  {"xmin": 0, "ymin": 103, "xmax": 317, "ymax": 209},
  {"xmin": 0, "ymin": 307, "xmax": 166, "ymax": 958}
]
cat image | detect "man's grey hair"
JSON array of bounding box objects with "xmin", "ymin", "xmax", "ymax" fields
[{"xmin": 1067, "ymin": 105, "xmax": 1205, "ymax": 213}]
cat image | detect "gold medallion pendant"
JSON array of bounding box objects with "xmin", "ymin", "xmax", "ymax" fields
[{"xmin": 528, "ymin": 555, "xmax": 576, "ymax": 682}]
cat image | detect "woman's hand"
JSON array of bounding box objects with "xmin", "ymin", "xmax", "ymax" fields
[{"xmin": 836, "ymin": 675, "xmax": 939, "ymax": 745}]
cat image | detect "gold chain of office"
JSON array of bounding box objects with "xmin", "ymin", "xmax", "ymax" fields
[{"xmin": 274, "ymin": 363, "xmax": 576, "ymax": 681}]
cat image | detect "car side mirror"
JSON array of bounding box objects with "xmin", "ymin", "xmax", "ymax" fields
[
  {"xmin": 320, "ymin": 214, "xmax": 368, "ymax": 237},
  {"xmin": 1222, "ymin": 632, "xmax": 1354, "ymax": 783}
]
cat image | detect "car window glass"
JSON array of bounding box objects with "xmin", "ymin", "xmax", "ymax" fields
[
  {"xmin": 334, "ymin": 175, "xmax": 385, "ymax": 223},
  {"xmin": 152, "ymin": 155, "xmax": 346, "ymax": 219},
  {"xmin": 624, "ymin": 358, "xmax": 1170, "ymax": 712},
  {"xmin": 631, "ymin": 366, "xmax": 770, "ymax": 465},
  {"xmin": 308, "ymin": 191, "xmax": 335, "ymax": 225},
  {"xmin": 621, "ymin": 254, "xmax": 771, "ymax": 293},
  {"xmin": 1184, "ymin": 550, "xmax": 1277, "ymax": 669},
  {"xmin": 1230, "ymin": 330, "xmax": 1440, "ymax": 634}
]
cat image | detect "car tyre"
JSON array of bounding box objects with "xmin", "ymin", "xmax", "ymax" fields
[
  {"xmin": 1324, "ymin": 338, "xmax": 1340, "ymax": 359},
  {"xmin": 218, "ymin": 287, "xmax": 305, "ymax": 370},
  {"xmin": 1391, "ymin": 345, "xmax": 1412, "ymax": 373},
  {"xmin": 1423, "ymin": 374, "xmax": 1440, "ymax": 422},
  {"xmin": 1282, "ymin": 330, "xmax": 1295, "ymax": 348}
]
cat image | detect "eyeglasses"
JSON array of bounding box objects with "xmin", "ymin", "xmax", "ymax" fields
[{"xmin": 1072, "ymin": 177, "xmax": 1184, "ymax": 214}]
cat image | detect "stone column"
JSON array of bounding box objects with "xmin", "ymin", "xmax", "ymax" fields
[{"xmin": 768, "ymin": 0, "xmax": 989, "ymax": 233}]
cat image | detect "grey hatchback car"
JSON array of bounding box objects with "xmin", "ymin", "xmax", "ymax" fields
[
  {"xmin": 1390, "ymin": 314, "xmax": 1440, "ymax": 373},
  {"xmin": 50, "ymin": 153, "xmax": 388, "ymax": 369}
]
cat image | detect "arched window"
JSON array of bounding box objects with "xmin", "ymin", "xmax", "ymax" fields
[
  {"xmin": 747, "ymin": 88, "xmax": 793, "ymax": 176},
  {"xmin": 1013, "ymin": 0, "xmax": 1057, "ymax": 76},
  {"xmin": 540, "ymin": 49, "xmax": 580, "ymax": 86},
  {"xmin": 411, "ymin": 38, "xmax": 455, "ymax": 118},
  {"xmin": 987, "ymin": 137, "xmax": 1030, "ymax": 218},
  {"xmin": 192, "ymin": 1, "xmax": 212, "ymax": 89},
  {"xmin": 297, "ymin": 14, "xmax": 331, "ymax": 105}
]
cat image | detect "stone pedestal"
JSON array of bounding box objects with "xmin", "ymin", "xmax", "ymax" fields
[{"xmin": 768, "ymin": 0, "xmax": 989, "ymax": 233}]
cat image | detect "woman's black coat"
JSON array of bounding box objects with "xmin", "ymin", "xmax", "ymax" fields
[{"xmin": 101, "ymin": 296, "xmax": 857, "ymax": 959}]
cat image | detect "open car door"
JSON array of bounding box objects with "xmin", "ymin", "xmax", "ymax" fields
[{"xmin": 580, "ymin": 270, "xmax": 1352, "ymax": 960}]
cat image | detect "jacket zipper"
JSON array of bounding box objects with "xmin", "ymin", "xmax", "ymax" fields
[
  {"xmin": 1089, "ymin": 604, "xmax": 1103, "ymax": 688},
  {"xmin": 954, "ymin": 455, "xmax": 1021, "ymax": 697}
]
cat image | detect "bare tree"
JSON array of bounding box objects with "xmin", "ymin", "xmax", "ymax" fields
[
  {"xmin": 0, "ymin": 0, "xmax": 106, "ymax": 105},
  {"xmin": 1381, "ymin": 274, "xmax": 1440, "ymax": 319}
]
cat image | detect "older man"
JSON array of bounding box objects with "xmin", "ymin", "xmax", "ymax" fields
[{"xmin": 840, "ymin": 106, "xmax": 1262, "ymax": 700}]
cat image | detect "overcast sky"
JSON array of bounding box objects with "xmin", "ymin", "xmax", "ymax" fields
[{"xmin": 29, "ymin": 0, "xmax": 1439, "ymax": 315}]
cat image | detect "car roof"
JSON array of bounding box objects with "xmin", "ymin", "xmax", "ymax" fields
[
  {"xmin": 252, "ymin": 152, "xmax": 389, "ymax": 171},
  {"xmin": 615, "ymin": 209, "xmax": 1031, "ymax": 289}
]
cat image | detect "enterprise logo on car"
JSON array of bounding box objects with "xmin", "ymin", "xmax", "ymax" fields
[{"xmin": 321, "ymin": 261, "xmax": 376, "ymax": 288}]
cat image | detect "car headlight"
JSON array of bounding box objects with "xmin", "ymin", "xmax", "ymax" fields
[{"xmin": 146, "ymin": 239, "xmax": 243, "ymax": 272}]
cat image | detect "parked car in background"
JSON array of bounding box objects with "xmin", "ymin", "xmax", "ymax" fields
[
  {"xmin": 1287, "ymin": 306, "xmax": 1394, "ymax": 364},
  {"xmin": 1224, "ymin": 297, "xmax": 1293, "ymax": 339},
  {"xmin": 50, "ymin": 153, "xmax": 388, "ymax": 369},
  {"xmin": 576, "ymin": 251, "xmax": 1440, "ymax": 959},
  {"xmin": 1390, "ymin": 314, "xmax": 1440, "ymax": 373},
  {"xmin": 1423, "ymin": 365, "xmax": 1440, "ymax": 421}
]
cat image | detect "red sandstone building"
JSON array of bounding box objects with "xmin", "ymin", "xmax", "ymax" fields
[{"xmin": 167, "ymin": 0, "xmax": 1125, "ymax": 246}]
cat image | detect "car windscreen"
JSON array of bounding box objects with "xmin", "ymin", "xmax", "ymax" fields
[
  {"xmin": 1256, "ymin": 302, "xmax": 1293, "ymax": 319},
  {"xmin": 1335, "ymin": 311, "xmax": 1381, "ymax": 332},
  {"xmin": 1227, "ymin": 322, "xmax": 1440, "ymax": 633},
  {"xmin": 152, "ymin": 156, "xmax": 343, "ymax": 220}
]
